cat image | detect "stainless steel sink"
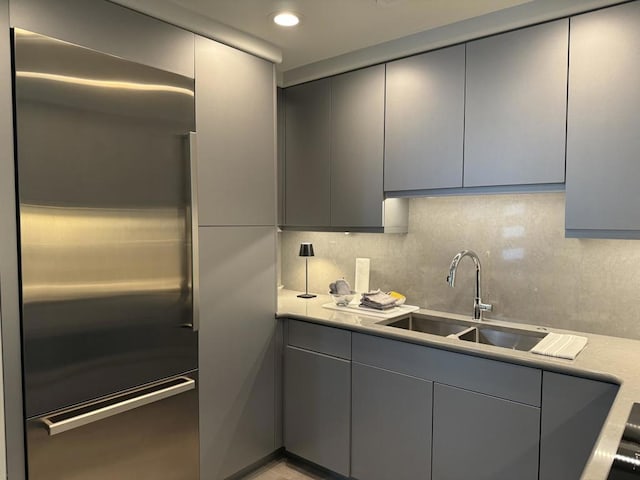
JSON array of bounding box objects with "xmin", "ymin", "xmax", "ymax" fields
[
  {"xmin": 379, "ymin": 314, "xmax": 548, "ymax": 352},
  {"xmin": 383, "ymin": 316, "xmax": 472, "ymax": 337},
  {"xmin": 458, "ymin": 326, "xmax": 547, "ymax": 351}
]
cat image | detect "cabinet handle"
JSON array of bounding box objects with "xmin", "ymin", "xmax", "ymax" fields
[
  {"xmin": 188, "ymin": 131, "xmax": 200, "ymax": 332},
  {"xmin": 41, "ymin": 377, "xmax": 195, "ymax": 436}
]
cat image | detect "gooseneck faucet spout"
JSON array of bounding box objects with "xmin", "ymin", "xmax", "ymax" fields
[{"xmin": 447, "ymin": 250, "xmax": 493, "ymax": 321}]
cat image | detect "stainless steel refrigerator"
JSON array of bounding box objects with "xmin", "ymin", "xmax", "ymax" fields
[{"xmin": 12, "ymin": 29, "xmax": 199, "ymax": 479}]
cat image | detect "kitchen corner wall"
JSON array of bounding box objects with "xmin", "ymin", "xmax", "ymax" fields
[{"xmin": 280, "ymin": 193, "xmax": 640, "ymax": 340}]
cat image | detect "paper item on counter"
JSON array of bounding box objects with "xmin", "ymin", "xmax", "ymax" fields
[
  {"xmin": 322, "ymin": 302, "xmax": 419, "ymax": 319},
  {"xmin": 354, "ymin": 258, "xmax": 370, "ymax": 294},
  {"xmin": 530, "ymin": 332, "xmax": 588, "ymax": 360}
]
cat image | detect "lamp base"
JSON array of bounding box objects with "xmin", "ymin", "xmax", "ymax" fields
[{"xmin": 297, "ymin": 293, "xmax": 317, "ymax": 299}]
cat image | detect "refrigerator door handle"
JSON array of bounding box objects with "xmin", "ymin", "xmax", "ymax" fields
[
  {"xmin": 41, "ymin": 377, "xmax": 196, "ymax": 436},
  {"xmin": 188, "ymin": 131, "xmax": 200, "ymax": 332}
]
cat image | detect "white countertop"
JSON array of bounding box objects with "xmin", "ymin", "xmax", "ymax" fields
[{"xmin": 277, "ymin": 289, "xmax": 640, "ymax": 480}]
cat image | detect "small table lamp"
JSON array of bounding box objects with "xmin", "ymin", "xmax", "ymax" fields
[{"xmin": 297, "ymin": 243, "xmax": 316, "ymax": 299}]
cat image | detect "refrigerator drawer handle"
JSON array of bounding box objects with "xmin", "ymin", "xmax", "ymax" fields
[
  {"xmin": 41, "ymin": 377, "xmax": 195, "ymax": 436},
  {"xmin": 188, "ymin": 131, "xmax": 200, "ymax": 332}
]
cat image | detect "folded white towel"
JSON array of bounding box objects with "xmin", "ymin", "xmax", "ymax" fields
[
  {"xmin": 361, "ymin": 290, "xmax": 397, "ymax": 307},
  {"xmin": 531, "ymin": 332, "xmax": 588, "ymax": 360}
]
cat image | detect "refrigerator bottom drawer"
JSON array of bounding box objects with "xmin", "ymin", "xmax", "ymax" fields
[{"xmin": 26, "ymin": 372, "xmax": 199, "ymax": 480}]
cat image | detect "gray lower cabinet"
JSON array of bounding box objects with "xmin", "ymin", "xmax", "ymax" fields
[
  {"xmin": 432, "ymin": 383, "xmax": 540, "ymax": 480},
  {"xmin": 195, "ymin": 35, "xmax": 276, "ymax": 227},
  {"xmin": 284, "ymin": 78, "xmax": 331, "ymax": 227},
  {"xmin": 464, "ymin": 19, "xmax": 568, "ymax": 187},
  {"xmin": 384, "ymin": 44, "xmax": 465, "ymax": 192},
  {"xmin": 565, "ymin": 1, "xmax": 640, "ymax": 235},
  {"xmin": 351, "ymin": 362, "xmax": 432, "ymax": 480},
  {"xmin": 199, "ymin": 227, "xmax": 277, "ymax": 479},
  {"xmin": 284, "ymin": 345, "xmax": 351, "ymax": 477},
  {"xmin": 540, "ymin": 372, "xmax": 618, "ymax": 480}
]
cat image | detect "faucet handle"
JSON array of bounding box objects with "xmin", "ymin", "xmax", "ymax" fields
[{"xmin": 479, "ymin": 302, "xmax": 493, "ymax": 312}]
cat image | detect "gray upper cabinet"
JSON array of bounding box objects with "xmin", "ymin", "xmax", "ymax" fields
[
  {"xmin": 283, "ymin": 66, "xmax": 402, "ymax": 231},
  {"xmin": 432, "ymin": 383, "xmax": 540, "ymax": 480},
  {"xmin": 195, "ymin": 36, "xmax": 276, "ymax": 226},
  {"xmin": 331, "ymin": 65, "xmax": 385, "ymax": 228},
  {"xmin": 10, "ymin": 0, "xmax": 194, "ymax": 77},
  {"xmin": 284, "ymin": 79, "xmax": 332, "ymax": 227},
  {"xmin": 199, "ymin": 226, "xmax": 277, "ymax": 480},
  {"xmin": 565, "ymin": 2, "xmax": 640, "ymax": 235},
  {"xmin": 464, "ymin": 20, "xmax": 568, "ymax": 187},
  {"xmin": 385, "ymin": 45, "xmax": 465, "ymax": 192}
]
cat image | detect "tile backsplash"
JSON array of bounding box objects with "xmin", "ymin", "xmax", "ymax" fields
[{"xmin": 280, "ymin": 193, "xmax": 640, "ymax": 340}]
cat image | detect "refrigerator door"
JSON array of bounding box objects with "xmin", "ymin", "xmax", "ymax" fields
[
  {"xmin": 26, "ymin": 372, "xmax": 199, "ymax": 480},
  {"xmin": 13, "ymin": 29, "xmax": 198, "ymax": 418}
]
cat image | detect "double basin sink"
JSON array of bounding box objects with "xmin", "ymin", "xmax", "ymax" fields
[{"xmin": 378, "ymin": 315, "xmax": 548, "ymax": 352}]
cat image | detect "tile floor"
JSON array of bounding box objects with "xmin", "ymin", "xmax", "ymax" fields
[{"xmin": 239, "ymin": 458, "xmax": 338, "ymax": 480}]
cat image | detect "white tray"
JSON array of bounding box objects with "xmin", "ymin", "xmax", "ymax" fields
[{"xmin": 322, "ymin": 302, "xmax": 419, "ymax": 319}]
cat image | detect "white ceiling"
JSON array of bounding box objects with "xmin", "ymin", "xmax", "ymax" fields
[{"xmin": 167, "ymin": 0, "xmax": 535, "ymax": 72}]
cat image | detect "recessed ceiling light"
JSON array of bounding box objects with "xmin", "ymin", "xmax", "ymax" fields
[{"xmin": 273, "ymin": 12, "xmax": 300, "ymax": 27}]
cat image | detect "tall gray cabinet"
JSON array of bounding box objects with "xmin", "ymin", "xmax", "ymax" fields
[
  {"xmin": 195, "ymin": 35, "xmax": 277, "ymax": 480},
  {"xmin": 565, "ymin": 1, "xmax": 640, "ymax": 235},
  {"xmin": 384, "ymin": 45, "xmax": 465, "ymax": 192},
  {"xmin": 464, "ymin": 20, "xmax": 568, "ymax": 187}
]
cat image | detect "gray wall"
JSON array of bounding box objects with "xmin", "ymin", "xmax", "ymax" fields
[{"xmin": 281, "ymin": 192, "xmax": 640, "ymax": 340}]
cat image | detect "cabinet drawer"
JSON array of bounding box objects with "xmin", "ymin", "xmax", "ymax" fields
[
  {"xmin": 287, "ymin": 319, "xmax": 351, "ymax": 360},
  {"xmin": 353, "ymin": 333, "xmax": 541, "ymax": 406}
]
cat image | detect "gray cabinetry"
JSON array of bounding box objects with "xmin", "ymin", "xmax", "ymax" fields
[
  {"xmin": 432, "ymin": 383, "xmax": 540, "ymax": 480},
  {"xmin": 199, "ymin": 227, "xmax": 277, "ymax": 479},
  {"xmin": 464, "ymin": 20, "xmax": 568, "ymax": 187},
  {"xmin": 331, "ymin": 65, "xmax": 385, "ymax": 228},
  {"xmin": 283, "ymin": 67, "xmax": 405, "ymax": 231},
  {"xmin": 195, "ymin": 36, "xmax": 276, "ymax": 226},
  {"xmin": 385, "ymin": 45, "xmax": 465, "ymax": 192},
  {"xmin": 566, "ymin": 1, "xmax": 640, "ymax": 235},
  {"xmin": 10, "ymin": 0, "xmax": 194, "ymax": 77},
  {"xmin": 351, "ymin": 362, "xmax": 432, "ymax": 480},
  {"xmin": 284, "ymin": 79, "xmax": 331, "ymax": 227},
  {"xmin": 352, "ymin": 332, "xmax": 541, "ymax": 406},
  {"xmin": 540, "ymin": 372, "xmax": 618, "ymax": 480},
  {"xmin": 284, "ymin": 345, "xmax": 351, "ymax": 477}
]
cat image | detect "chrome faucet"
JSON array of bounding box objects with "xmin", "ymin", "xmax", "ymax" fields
[{"xmin": 447, "ymin": 250, "xmax": 493, "ymax": 321}]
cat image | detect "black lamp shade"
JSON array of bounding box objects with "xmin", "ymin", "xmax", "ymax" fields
[{"xmin": 299, "ymin": 243, "xmax": 314, "ymax": 257}]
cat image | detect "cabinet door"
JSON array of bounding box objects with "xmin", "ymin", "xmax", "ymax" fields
[
  {"xmin": 385, "ymin": 45, "xmax": 465, "ymax": 192},
  {"xmin": 566, "ymin": 2, "xmax": 640, "ymax": 234},
  {"xmin": 352, "ymin": 363, "xmax": 432, "ymax": 480},
  {"xmin": 464, "ymin": 20, "xmax": 568, "ymax": 187},
  {"xmin": 284, "ymin": 346, "xmax": 350, "ymax": 477},
  {"xmin": 10, "ymin": 0, "xmax": 194, "ymax": 77},
  {"xmin": 540, "ymin": 372, "xmax": 618, "ymax": 480},
  {"xmin": 199, "ymin": 226, "xmax": 277, "ymax": 479},
  {"xmin": 432, "ymin": 383, "xmax": 539, "ymax": 480},
  {"xmin": 195, "ymin": 36, "xmax": 276, "ymax": 226},
  {"xmin": 284, "ymin": 79, "xmax": 331, "ymax": 226},
  {"xmin": 331, "ymin": 65, "xmax": 385, "ymax": 228}
]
